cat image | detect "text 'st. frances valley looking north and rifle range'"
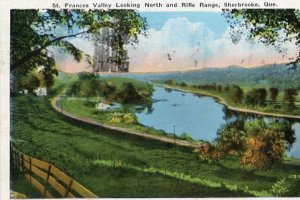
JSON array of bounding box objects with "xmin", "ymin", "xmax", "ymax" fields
[
  {"xmin": 9, "ymin": 7, "xmax": 300, "ymax": 198},
  {"xmin": 59, "ymin": 2, "xmax": 269, "ymax": 9}
]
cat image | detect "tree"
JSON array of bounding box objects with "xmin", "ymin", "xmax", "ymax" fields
[
  {"xmin": 269, "ymin": 87, "xmax": 279, "ymax": 102},
  {"xmin": 117, "ymin": 82, "xmax": 141, "ymax": 104},
  {"xmin": 240, "ymin": 128, "xmax": 285, "ymax": 169},
  {"xmin": 197, "ymin": 119, "xmax": 288, "ymax": 169},
  {"xmin": 283, "ymin": 88, "xmax": 298, "ymax": 111},
  {"xmin": 224, "ymin": 9, "xmax": 300, "ymax": 68},
  {"xmin": 245, "ymin": 88, "xmax": 267, "ymax": 107},
  {"xmin": 67, "ymin": 82, "xmax": 81, "ymax": 97},
  {"xmin": 194, "ymin": 143, "xmax": 223, "ymax": 164},
  {"xmin": 11, "ymin": 9, "xmax": 147, "ymax": 92},
  {"xmin": 164, "ymin": 79, "xmax": 175, "ymax": 85},
  {"xmin": 244, "ymin": 119, "xmax": 266, "ymax": 135},
  {"xmin": 20, "ymin": 74, "xmax": 40, "ymax": 94},
  {"xmin": 269, "ymin": 120, "xmax": 296, "ymax": 150},
  {"xmin": 230, "ymin": 85, "xmax": 244, "ymax": 104},
  {"xmin": 216, "ymin": 126, "xmax": 247, "ymax": 155},
  {"xmin": 180, "ymin": 82, "xmax": 187, "ymax": 87},
  {"xmin": 101, "ymin": 83, "xmax": 117, "ymax": 100}
]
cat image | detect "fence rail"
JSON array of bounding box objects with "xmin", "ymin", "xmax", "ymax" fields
[{"xmin": 11, "ymin": 147, "xmax": 98, "ymax": 198}]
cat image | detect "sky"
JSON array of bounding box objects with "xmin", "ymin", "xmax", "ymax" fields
[{"xmin": 54, "ymin": 11, "xmax": 298, "ymax": 73}]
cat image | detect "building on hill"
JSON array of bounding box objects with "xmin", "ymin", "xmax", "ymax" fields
[{"xmin": 34, "ymin": 87, "xmax": 47, "ymax": 96}]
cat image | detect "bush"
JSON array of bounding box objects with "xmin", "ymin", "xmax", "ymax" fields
[
  {"xmin": 109, "ymin": 113, "xmax": 138, "ymax": 124},
  {"xmin": 20, "ymin": 74, "xmax": 40, "ymax": 93},
  {"xmin": 164, "ymin": 79, "xmax": 175, "ymax": 85},
  {"xmin": 271, "ymin": 175, "xmax": 300, "ymax": 196},
  {"xmin": 180, "ymin": 132, "xmax": 193, "ymax": 141},
  {"xmin": 194, "ymin": 143, "xmax": 223, "ymax": 164},
  {"xmin": 240, "ymin": 129, "xmax": 285, "ymax": 169},
  {"xmin": 216, "ymin": 127, "xmax": 247, "ymax": 155},
  {"xmin": 117, "ymin": 82, "xmax": 141, "ymax": 104},
  {"xmin": 180, "ymin": 82, "xmax": 187, "ymax": 87},
  {"xmin": 212, "ymin": 120, "xmax": 288, "ymax": 169}
]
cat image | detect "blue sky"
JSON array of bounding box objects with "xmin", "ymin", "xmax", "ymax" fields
[
  {"xmin": 141, "ymin": 12, "xmax": 228, "ymax": 38},
  {"xmin": 57, "ymin": 11, "xmax": 297, "ymax": 73}
]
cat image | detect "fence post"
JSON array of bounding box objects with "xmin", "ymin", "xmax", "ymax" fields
[
  {"xmin": 43, "ymin": 165, "xmax": 52, "ymax": 197},
  {"xmin": 15, "ymin": 151, "xmax": 20, "ymax": 172},
  {"xmin": 12, "ymin": 149, "xmax": 18, "ymax": 174},
  {"xmin": 21, "ymin": 154, "xmax": 25, "ymax": 173},
  {"xmin": 29, "ymin": 157, "xmax": 32, "ymax": 183},
  {"xmin": 64, "ymin": 179, "xmax": 73, "ymax": 197}
]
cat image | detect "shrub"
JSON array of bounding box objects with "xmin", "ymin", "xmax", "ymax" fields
[
  {"xmin": 194, "ymin": 143, "xmax": 223, "ymax": 164},
  {"xmin": 180, "ymin": 82, "xmax": 187, "ymax": 87},
  {"xmin": 117, "ymin": 82, "xmax": 142, "ymax": 104},
  {"xmin": 180, "ymin": 132, "xmax": 193, "ymax": 141},
  {"xmin": 240, "ymin": 129, "xmax": 285, "ymax": 169},
  {"xmin": 164, "ymin": 79, "xmax": 175, "ymax": 85},
  {"xmin": 271, "ymin": 175, "xmax": 300, "ymax": 196},
  {"xmin": 216, "ymin": 127, "xmax": 247, "ymax": 155},
  {"xmin": 109, "ymin": 113, "xmax": 138, "ymax": 124}
]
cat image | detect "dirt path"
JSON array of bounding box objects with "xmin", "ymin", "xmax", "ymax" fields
[
  {"xmin": 163, "ymin": 85, "xmax": 300, "ymax": 120},
  {"xmin": 50, "ymin": 97, "xmax": 198, "ymax": 148}
]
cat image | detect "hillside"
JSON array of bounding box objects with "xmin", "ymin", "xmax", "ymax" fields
[{"xmin": 118, "ymin": 63, "xmax": 300, "ymax": 89}]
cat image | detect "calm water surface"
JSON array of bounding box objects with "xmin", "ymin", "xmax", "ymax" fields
[{"xmin": 135, "ymin": 87, "xmax": 300, "ymax": 158}]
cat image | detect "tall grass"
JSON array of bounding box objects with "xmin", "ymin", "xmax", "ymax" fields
[{"xmin": 92, "ymin": 159, "xmax": 269, "ymax": 196}]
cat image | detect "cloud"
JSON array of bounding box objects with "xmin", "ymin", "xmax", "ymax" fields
[
  {"xmin": 127, "ymin": 17, "xmax": 298, "ymax": 72},
  {"xmin": 53, "ymin": 16, "xmax": 298, "ymax": 73},
  {"xmin": 51, "ymin": 36, "xmax": 94, "ymax": 73},
  {"xmin": 127, "ymin": 17, "xmax": 216, "ymax": 72}
]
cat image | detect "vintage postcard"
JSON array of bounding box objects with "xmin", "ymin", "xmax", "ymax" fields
[{"xmin": 1, "ymin": 0, "xmax": 300, "ymax": 199}]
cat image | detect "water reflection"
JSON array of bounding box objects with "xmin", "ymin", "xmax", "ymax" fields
[
  {"xmin": 222, "ymin": 106, "xmax": 297, "ymax": 150},
  {"xmin": 135, "ymin": 87, "xmax": 300, "ymax": 158}
]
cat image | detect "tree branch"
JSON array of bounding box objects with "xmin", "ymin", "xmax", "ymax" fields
[{"xmin": 11, "ymin": 29, "xmax": 90, "ymax": 71}]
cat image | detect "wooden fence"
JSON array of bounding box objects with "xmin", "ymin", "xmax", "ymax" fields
[{"xmin": 11, "ymin": 147, "xmax": 98, "ymax": 198}]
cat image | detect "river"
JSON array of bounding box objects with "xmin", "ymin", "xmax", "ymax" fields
[{"xmin": 135, "ymin": 87, "xmax": 300, "ymax": 158}]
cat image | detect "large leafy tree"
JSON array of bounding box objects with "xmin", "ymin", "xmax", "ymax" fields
[
  {"xmin": 283, "ymin": 88, "xmax": 298, "ymax": 111},
  {"xmin": 10, "ymin": 9, "xmax": 147, "ymax": 92},
  {"xmin": 196, "ymin": 119, "xmax": 291, "ymax": 169},
  {"xmin": 223, "ymin": 9, "xmax": 300, "ymax": 68}
]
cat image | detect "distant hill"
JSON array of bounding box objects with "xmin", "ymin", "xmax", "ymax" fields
[{"xmin": 116, "ymin": 63, "xmax": 300, "ymax": 89}]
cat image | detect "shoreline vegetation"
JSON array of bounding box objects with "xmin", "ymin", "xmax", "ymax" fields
[
  {"xmin": 159, "ymin": 83, "xmax": 300, "ymax": 120},
  {"xmin": 52, "ymin": 79, "xmax": 300, "ymax": 163},
  {"xmin": 54, "ymin": 74, "xmax": 204, "ymax": 144},
  {"xmin": 51, "ymin": 73, "xmax": 300, "ymax": 152},
  {"xmin": 52, "ymin": 96, "xmax": 198, "ymax": 148}
]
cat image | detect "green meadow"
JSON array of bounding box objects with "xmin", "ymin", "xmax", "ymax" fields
[{"xmin": 11, "ymin": 95, "xmax": 300, "ymax": 197}]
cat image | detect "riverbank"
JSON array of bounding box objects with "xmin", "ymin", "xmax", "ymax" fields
[
  {"xmin": 13, "ymin": 95, "xmax": 291, "ymax": 197},
  {"xmin": 161, "ymin": 84, "xmax": 300, "ymax": 120},
  {"xmin": 51, "ymin": 96, "xmax": 198, "ymax": 148}
]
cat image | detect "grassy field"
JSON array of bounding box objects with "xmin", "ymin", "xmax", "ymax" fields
[
  {"xmin": 58, "ymin": 97, "xmax": 192, "ymax": 141},
  {"xmin": 10, "ymin": 95, "xmax": 300, "ymax": 197}
]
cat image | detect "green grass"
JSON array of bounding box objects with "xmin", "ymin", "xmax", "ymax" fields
[
  {"xmin": 59, "ymin": 97, "xmax": 178, "ymax": 139},
  {"xmin": 10, "ymin": 169, "xmax": 42, "ymax": 198},
  {"xmin": 11, "ymin": 95, "xmax": 300, "ymax": 197}
]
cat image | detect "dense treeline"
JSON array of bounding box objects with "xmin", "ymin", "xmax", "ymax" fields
[
  {"xmin": 66, "ymin": 73, "xmax": 153, "ymax": 104},
  {"xmin": 146, "ymin": 64, "xmax": 300, "ymax": 89},
  {"xmin": 164, "ymin": 80, "xmax": 300, "ymax": 114}
]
